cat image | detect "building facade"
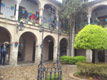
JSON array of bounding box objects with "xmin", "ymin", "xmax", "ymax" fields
[{"xmin": 0, "ymin": 0, "xmax": 69, "ymax": 66}]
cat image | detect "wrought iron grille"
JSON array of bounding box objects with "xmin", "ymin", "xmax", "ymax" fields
[{"xmin": 37, "ymin": 61, "xmax": 62, "ymax": 80}]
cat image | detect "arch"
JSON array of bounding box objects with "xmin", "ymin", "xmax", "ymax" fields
[
  {"xmin": 60, "ymin": 38, "xmax": 68, "ymax": 56},
  {"xmin": 19, "ymin": 0, "xmax": 40, "ymax": 23},
  {"xmin": 88, "ymin": 1, "xmax": 107, "ymax": 15},
  {"xmin": 0, "ymin": 26, "xmax": 11, "ymax": 65},
  {"xmin": 43, "ymin": 1, "xmax": 60, "ymax": 10},
  {"xmin": 43, "ymin": 35, "xmax": 55, "ymax": 61},
  {"xmin": 43, "ymin": 3, "xmax": 57, "ymax": 28},
  {"xmin": 18, "ymin": 32, "xmax": 37, "ymax": 64}
]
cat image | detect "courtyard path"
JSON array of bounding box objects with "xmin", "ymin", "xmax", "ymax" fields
[{"xmin": 0, "ymin": 63, "xmax": 77, "ymax": 80}]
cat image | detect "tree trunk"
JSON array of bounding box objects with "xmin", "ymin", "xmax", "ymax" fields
[
  {"xmin": 69, "ymin": 26, "xmax": 72, "ymax": 55},
  {"xmin": 71, "ymin": 21, "xmax": 75, "ymax": 57},
  {"xmin": 92, "ymin": 49, "xmax": 95, "ymax": 63}
]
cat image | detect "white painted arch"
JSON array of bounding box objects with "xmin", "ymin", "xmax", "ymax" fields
[{"xmin": 88, "ymin": 1, "xmax": 107, "ymax": 15}]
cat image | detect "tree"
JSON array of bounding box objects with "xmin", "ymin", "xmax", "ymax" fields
[
  {"xmin": 74, "ymin": 24, "xmax": 107, "ymax": 63},
  {"xmin": 60, "ymin": 0, "xmax": 88, "ymax": 56}
]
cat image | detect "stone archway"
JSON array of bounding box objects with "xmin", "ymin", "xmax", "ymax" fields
[
  {"xmin": 43, "ymin": 35, "xmax": 54, "ymax": 61},
  {"xmin": 91, "ymin": 5, "xmax": 107, "ymax": 26},
  {"xmin": 18, "ymin": 32, "xmax": 36, "ymax": 64},
  {"xmin": 60, "ymin": 38, "xmax": 67, "ymax": 56},
  {"xmin": 0, "ymin": 27, "xmax": 11, "ymax": 65}
]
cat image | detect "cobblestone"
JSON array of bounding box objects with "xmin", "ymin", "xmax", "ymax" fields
[{"xmin": 0, "ymin": 64, "xmax": 77, "ymax": 80}]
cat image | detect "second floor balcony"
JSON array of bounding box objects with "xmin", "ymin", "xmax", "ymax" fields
[{"xmin": 0, "ymin": 0, "xmax": 61, "ymax": 30}]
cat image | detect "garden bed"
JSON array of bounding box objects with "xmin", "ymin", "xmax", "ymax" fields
[
  {"xmin": 74, "ymin": 62, "xmax": 107, "ymax": 80},
  {"xmin": 74, "ymin": 72, "xmax": 107, "ymax": 80}
]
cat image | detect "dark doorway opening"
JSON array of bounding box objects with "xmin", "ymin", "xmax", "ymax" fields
[
  {"xmin": 60, "ymin": 38, "xmax": 67, "ymax": 56},
  {"xmin": 18, "ymin": 32, "xmax": 36, "ymax": 64},
  {"xmin": 98, "ymin": 50, "xmax": 105, "ymax": 62},
  {"xmin": 0, "ymin": 27, "xmax": 11, "ymax": 65},
  {"xmin": 32, "ymin": 41, "xmax": 36, "ymax": 62},
  {"xmin": 48, "ymin": 41, "xmax": 54, "ymax": 60}
]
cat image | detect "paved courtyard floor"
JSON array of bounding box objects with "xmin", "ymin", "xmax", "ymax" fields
[{"xmin": 0, "ymin": 63, "xmax": 77, "ymax": 80}]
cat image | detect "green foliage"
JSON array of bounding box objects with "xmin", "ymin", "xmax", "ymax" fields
[
  {"xmin": 60, "ymin": 0, "xmax": 88, "ymax": 26},
  {"xmin": 76, "ymin": 62, "xmax": 107, "ymax": 77},
  {"xmin": 74, "ymin": 56, "xmax": 86, "ymax": 62},
  {"xmin": 61, "ymin": 0, "xmax": 83, "ymax": 19},
  {"xmin": 60, "ymin": 56, "xmax": 72, "ymax": 64},
  {"xmin": 74, "ymin": 24, "xmax": 107, "ymax": 50},
  {"xmin": 60, "ymin": 56, "xmax": 86, "ymax": 64},
  {"xmin": 69, "ymin": 58, "xmax": 77, "ymax": 64},
  {"xmin": 47, "ymin": 74, "xmax": 60, "ymax": 80}
]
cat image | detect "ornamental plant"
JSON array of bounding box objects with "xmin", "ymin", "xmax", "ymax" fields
[{"xmin": 74, "ymin": 24, "xmax": 107, "ymax": 63}]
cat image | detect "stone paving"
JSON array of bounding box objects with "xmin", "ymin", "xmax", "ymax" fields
[{"xmin": 0, "ymin": 64, "xmax": 77, "ymax": 80}]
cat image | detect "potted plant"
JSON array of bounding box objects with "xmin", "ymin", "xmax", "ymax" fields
[
  {"xmin": 28, "ymin": 11, "xmax": 33, "ymax": 16},
  {"xmin": 15, "ymin": 41, "xmax": 18, "ymax": 47},
  {"xmin": 10, "ymin": 5, "xmax": 14, "ymax": 11}
]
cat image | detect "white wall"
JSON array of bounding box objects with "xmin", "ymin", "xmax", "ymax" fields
[{"xmin": 1, "ymin": 0, "xmax": 16, "ymax": 19}]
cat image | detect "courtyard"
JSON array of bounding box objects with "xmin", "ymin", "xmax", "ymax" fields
[{"xmin": 0, "ymin": 0, "xmax": 107, "ymax": 80}]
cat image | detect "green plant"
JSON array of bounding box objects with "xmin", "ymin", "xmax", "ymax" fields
[
  {"xmin": 46, "ymin": 74, "xmax": 61, "ymax": 80},
  {"xmin": 69, "ymin": 57, "xmax": 77, "ymax": 64},
  {"xmin": 74, "ymin": 56, "xmax": 86, "ymax": 63},
  {"xmin": 74, "ymin": 24, "xmax": 107, "ymax": 63},
  {"xmin": 76, "ymin": 62, "xmax": 107, "ymax": 77},
  {"xmin": 60, "ymin": 56, "xmax": 86, "ymax": 64},
  {"xmin": 60, "ymin": 56, "xmax": 72, "ymax": 64}
]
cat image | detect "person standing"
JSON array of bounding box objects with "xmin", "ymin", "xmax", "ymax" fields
[{"xmin": 0, "ymin": 42, "xmax": 9, "ymax": 65}]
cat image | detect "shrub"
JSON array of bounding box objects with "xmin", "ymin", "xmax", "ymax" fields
[
  {"xmin": 76, "ymin": 62, "xmax": 107, "ymax": 77},
  {"xmin": 74, "ymin": 56, "xmax": 86, "ymax": 63},
  {"xmin": 60, "ymin": 56, "xmax": 72, "ymax": 64},
  {"xmin": 69, "ymin": 57, "xmax": 77, "ymax": 64},
  {"xmin": 60, "ymin": 56, "xmax": 86, "ymax": 65}
]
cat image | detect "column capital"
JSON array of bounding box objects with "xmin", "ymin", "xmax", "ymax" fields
[
  {"xmin": 39, "ymin": 8, "xmax": 44, "ymax": 10},
  {"xmin": 87, "ymin": 14, "xmax": 91, "ymax": 18}
]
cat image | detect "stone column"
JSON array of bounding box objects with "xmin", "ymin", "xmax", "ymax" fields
[
  {"xmin": 35, "ymin": 44, "xmax": 41, "ymax": 64},
  {"xmin": 86, "ymin": 14, "xmax": 92, "ymax": 62},
  {"xmin": 53, "ymin": 46, "xmax": 57, "ymax": 62},
  {"xmin": 9, "ymin": 41, "xmax": 19, "ymax": 66},
  {"xmin": 67, "ymin": 43, "xmax": 70, "ymax": 56},
  {"xmin": 39, "ymin": 8, "xmax": 44, "ymax": 24},
  {"xmin": 15, "ymin": 0, "xmax": 21, "ymax": 21},
  {"xmin": 86, "ymin": 50, "xmax": 92, "ymax": 62},
  {"xmin": 87, "ymin": 14, "xmax": 91, "ymax": 24}
]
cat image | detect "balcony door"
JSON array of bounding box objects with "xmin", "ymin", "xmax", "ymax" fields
[{"xmin": 18, "ymin": 6, "xmax": 28, "ymax": 21}]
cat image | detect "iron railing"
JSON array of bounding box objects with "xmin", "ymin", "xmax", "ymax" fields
[{"xmin": 37, "ymin": 61, "xmax": 62, "ymax": 80}]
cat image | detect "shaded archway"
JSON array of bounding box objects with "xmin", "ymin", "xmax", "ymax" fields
[
  {"xmin": 43, "ymin": 35, "xmax": 54, "ymax": 61},
  {"xmin": 18, "ymin": 32, "xmax": 36, "ymax": 63},
  {"xmin": 91, "ymin": 5, "xmax": 107, "ymax": 26},
  {"xmin": 60, "ymin": 38, "xmax": 67, "ymax": 56},
  {"xmin": 43, "ymin": 4, "xmax": 56, "ymax": 28},
  {"xmin": 98, "ymin": 50, "xmax": 105, "ymax": 62},
  {"xmin": 0, "ymin": 27, "xmax": 11, "ymax": 65}
]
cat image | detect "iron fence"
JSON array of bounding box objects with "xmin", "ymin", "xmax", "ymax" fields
[{"xmin": 37, "ymin": 62, "xmax": 62, "ymax": 80}]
